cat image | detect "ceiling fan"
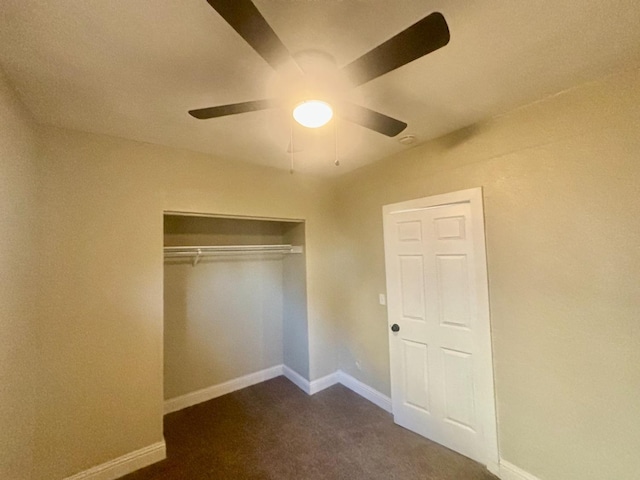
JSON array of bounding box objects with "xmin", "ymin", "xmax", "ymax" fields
[{"xmin": 189, "ymin": 0, "xmax": 450, "ymax": 138}]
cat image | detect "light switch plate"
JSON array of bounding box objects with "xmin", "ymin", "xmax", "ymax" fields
[{"xmin": 379, "ymin": 294, "xmax": 386, "ymax": 306}]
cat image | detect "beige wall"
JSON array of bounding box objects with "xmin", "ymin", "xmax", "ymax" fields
[
  {"xmin": 164, "ymin": 257, "xmax": 285, "ymax": 399},
  {"xmin": 283, "ymin": 222, "xmax": 310, "ymax": 378},
  {"xmin": 333, "ymin": 68, "xmax": 640, "ymax": 480},
  {"xmin": 163, "ymin": 216, "xmax": 295, "ymax": 400},
  {"xmin": 163, "ymin": 214, "xmax": 287, "ymax": 246},
  {"xmin": 0, "ymin": 71, "xmax": 38, "ymax": 480},
  {"xmin": 35, "ymin": 130, "xmax": 165, "ymax": 479},
  {"xmin": 35, "ymin": 127, "xmax": 339, "ymax": 479}
]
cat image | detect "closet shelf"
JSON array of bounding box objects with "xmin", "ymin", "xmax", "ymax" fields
[{"xmin": 164, "ymin": 244, "xmax": 303, "ymax": 265}]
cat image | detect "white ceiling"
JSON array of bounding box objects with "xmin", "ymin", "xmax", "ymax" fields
[{"xmin": 1, "ymin": 1, "xmax": 640, "ymax": 175}]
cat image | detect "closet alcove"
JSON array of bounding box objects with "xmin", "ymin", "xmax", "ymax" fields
[{"xmin": 163, "ymin": 213, "xmax": 309, "ymax": 406}]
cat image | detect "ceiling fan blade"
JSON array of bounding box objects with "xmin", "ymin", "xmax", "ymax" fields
[
  {"xmin": 338, "ymin": 103, "xmax": 407, "ymax": 137},
  {"xmin": 342, "ymin": 12, "xmax": 450, "ymax": 87},
  {"xmin": 189, "ymin": 99, "xmax": 279, "ymax": 119},
  {"xmin": 206, "ymin": 0, "xmax": 294, "ymax": 71}
]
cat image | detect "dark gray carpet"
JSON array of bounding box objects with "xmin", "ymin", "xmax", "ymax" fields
[{"xmin": 122, "ymin": 376, "xmax": 498, "ymax": 479}]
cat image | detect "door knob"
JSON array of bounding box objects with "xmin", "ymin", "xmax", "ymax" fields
[{"xmin": 391, "ymin": 324, "xmax": 400, "ymax": 332}]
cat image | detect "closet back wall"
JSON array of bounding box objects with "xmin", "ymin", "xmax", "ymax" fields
[{"xmin": 163, "ymin": 216, "xmax": 288, "ymax": 400}]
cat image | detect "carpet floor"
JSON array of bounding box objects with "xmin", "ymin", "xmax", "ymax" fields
[{"xmin": 122, "ymin": 376, "xmax": 498, "ymax": 480}]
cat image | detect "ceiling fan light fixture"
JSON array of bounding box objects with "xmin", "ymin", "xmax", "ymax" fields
[{"xmin": 293, "ymin": 100, "xmax": 333, "ymax": 128}]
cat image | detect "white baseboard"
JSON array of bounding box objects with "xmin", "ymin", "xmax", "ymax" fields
[
  {"xmin": 164, "ymin": 364, "xmax": 284, "ymax": 414},
  {"xmin": 310, "ymin": 371, "xmax": 339, "ymax": 394},
  {"xmin": 282, "ymin": 365, "xmax": 312, "ymax": 394},
  {"xmin": 164, "ymin": 366, "xmax": 391, "ymax": 418},
  {"xmin": 64, "ymin": 441, "xmax": 166, "ymax": 480},
  {"xmin": 282, "ymin": 366, "xmax": 339, "ymax": 395},
  {"xmin": 336, "ymin": 370, "xmax": 392, "ymax": 412},
  {"xmin": 283, "ymin": 367, "xmax": 391, "ymax": 412},
  {"xmin": 487, "ymin": 460, "xmax": 500, "ymax": 477},
  {"xmin": 499, "ymin": 460, "xmax": 542, "ymax": 480}
]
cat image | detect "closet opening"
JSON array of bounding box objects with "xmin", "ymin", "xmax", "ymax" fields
[{"xmin": 162, "ymin": 212, "xmax": 309, "ymax": 414}]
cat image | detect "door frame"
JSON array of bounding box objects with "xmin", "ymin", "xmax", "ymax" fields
[{"xmin": 382, "ymin": 187, "xmax": 499, "ymax": 474}]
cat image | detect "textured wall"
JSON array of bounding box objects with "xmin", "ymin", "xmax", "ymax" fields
[
  {"xmin": 35, "ymin": 128, "xmax": 338, "ymax": 479},
  {"xmin": 283, "ymin": 222, "xmax": 310, "ymax": 378},
  {"xmin": 0, "ymin": 71, "xmax": 38, "ymax": 480},
  {"xmin": 164, "ymin": 258, "xmax": 285, "ymax": 399},
  {"xmin": 333, "ymin": 68, "xmax": 640, "ymax": 480}
]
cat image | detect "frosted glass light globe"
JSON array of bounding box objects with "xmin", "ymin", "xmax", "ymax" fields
[{"xmin": 292, "ymin": 100, "xmax": 333, "ymax": 128}]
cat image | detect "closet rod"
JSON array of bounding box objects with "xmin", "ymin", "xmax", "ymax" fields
[
  {"xmin": 164, "ymin": 245, "xmax": 302, "ymax": 265},
  {"xmin": 164, "ymin": 244, "xmax": 300, "ymax": 256}
]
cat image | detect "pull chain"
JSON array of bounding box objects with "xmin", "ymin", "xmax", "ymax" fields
[
  {"xmin": 334, "ymin": 118, "xmax": 340, "ymax": 167},
  {"xmin": 290, "ymin": 123, "xmax": 294, "ymax": 174}
]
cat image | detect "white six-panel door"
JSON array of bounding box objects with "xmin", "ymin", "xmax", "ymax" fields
[{"xmin": 383, "ymin": 188, "xmax": 498, "ymax": 472}]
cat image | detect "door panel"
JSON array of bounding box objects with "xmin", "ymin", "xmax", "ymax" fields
[
  {"xmin": 400, "ymin": 256, "xmax": 426, "ymax": 321},
  {"xmin": 442, "ymin": 347, "xmax": 476, "ymax": 430},
  {"xmin": 402, "ymin": 340, "xmax": 430, "ymax": 412},
  {"xmin": 436, "ymin": 254, "xmax": 471, "ymax": 328},
  {"xmin": 397, "ymin": 220, "xmax": 423, "ymax": 241},
  {"xmin": 383, "ymin": 191, "xmax": 497, "ymax": 469},
  {"xmin": 434, "ymin": 215, "xmax": 466, "ymax": 240}
]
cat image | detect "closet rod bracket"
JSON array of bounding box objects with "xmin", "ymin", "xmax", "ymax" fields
[{"xmin": 193, "ymin": 248, "xmax": 202, "ymax": 267}]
